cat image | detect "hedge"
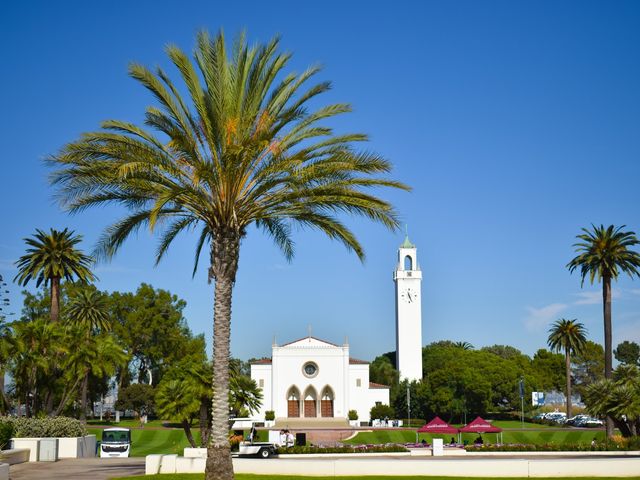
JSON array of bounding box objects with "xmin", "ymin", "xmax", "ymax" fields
[
  {"xmin": 465, "ymin": 438, "xmax": 640, "ymax": 452},
  {"xmin": 0, "ymin": 422, "xmax": 13, "ymax": 450},
  {"xmin": 0, "ymin": 416, "xmax": 87, "ymax": 439},
  {"xmin": 280, "ymin": 444, "xmax": 407, "ymax": 454}
]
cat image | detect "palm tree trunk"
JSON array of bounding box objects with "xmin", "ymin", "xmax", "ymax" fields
[
  {"xmin": 80, "ymin": 370, "xmax": 89, "ymax": 423},
  {"xmin": 603, "ymin": 274, "xmax": 614, "ymax": 437},
  {"xmin": 0, "ymin": 367, "xmax": 8, "ymax": 414},
  {"xmin": 565, "ymin": 348, "xmax": 572, "ymax": 418},
  {"xmin": 205, "ymin": 231, "xmax": 240, "ymax": 480},
  {"xmin": 199, "ymin": 398, "xmax": 210, "ymax": 447},
  {"xmin": 183, "ymin": 419, "xmax": 197, "ymax": 448},
  {"xmin": 50, "ymin": 276, "xmax": 61, "ymax": 323}
]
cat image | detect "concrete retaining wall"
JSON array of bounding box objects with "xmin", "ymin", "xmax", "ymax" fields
[
  {"xmin": 10, "ymin": 435, "xmax": 96, "ymax": 462},
  {"xmin": 0, "ymin": 463, "xmax": 8, "ymax": 480},
  {"xmin": 145, "ymin": 452, "xmax": 640, "ymax": 477}
]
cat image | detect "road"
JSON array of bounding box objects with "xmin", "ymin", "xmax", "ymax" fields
[{"xmin": 9, "ymin": 458, "xmax": 144, "ymax": 480}]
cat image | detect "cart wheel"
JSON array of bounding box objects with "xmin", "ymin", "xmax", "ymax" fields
[{"xmin": 260, "ymin": 448, "xmax": 271, "ymax": 458}]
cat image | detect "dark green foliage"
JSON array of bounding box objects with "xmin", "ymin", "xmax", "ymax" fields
[
  {"xmin": 370, "ymin": 403, "xmax": 394, "ymax": 420},
  {"xmin": 0, "ymin": 420, "xmax": 13, "ymax": 449},
  {"xmin": 573, "ymin": 341, "xmax": 605, "ymax": 396},
  {"xmin": 465, "ymin": 442, "xmax": 629, "ymax": 452},
  {"xmin": 614, "ymin": 341, "xmax": 640, "ymax": 366},
  {"xmin": 264, "ymin": 410, "xmax": 275, "ymax": 421},
  {"xmin": 347, "ymin": 410, "xmax": 358, "ymax": 421},
  {"xmin": 116, "ymin": 384, "xmax": 155, "ymax": 416}
]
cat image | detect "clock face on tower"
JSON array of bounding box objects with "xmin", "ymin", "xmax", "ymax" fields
[{"xmin": 400, "ymin": 287, "xmax": 418, "ymax": 304}]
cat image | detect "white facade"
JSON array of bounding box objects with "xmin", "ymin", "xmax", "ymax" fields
[
  {"xmin": 251, "ymin": 336, "xmax": 389, "ymax": 422},
  {"xmin": 394, "ymin": 236, "xmax": 423, "ymax": 381}
]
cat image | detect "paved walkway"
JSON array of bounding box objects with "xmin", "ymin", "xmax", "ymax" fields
[{"xmin": 9, "ymin": 458, "xmax": 145, "ymax": 480}]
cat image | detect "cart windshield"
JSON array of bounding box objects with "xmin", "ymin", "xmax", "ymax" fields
[{"xmin": 102, "ymin": 430, "xmax": 130, "ymax": 443}]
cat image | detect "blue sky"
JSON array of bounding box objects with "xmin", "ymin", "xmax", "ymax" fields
[{"xmin": 1, "ymin": 1, "xmax": 639, "ymax": 362}]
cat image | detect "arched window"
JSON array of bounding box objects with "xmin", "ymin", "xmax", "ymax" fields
[{"xmin": 404, "ymin": 255, "xmax": 413, "ymax": 270}]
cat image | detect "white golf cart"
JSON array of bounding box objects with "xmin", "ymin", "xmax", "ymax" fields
[
  {"xmin": 236, "ymin": 423, "xmax": 278, "ymax": 458},
  {"xmin": 99, "ymin": 427, "xmax": 131, "ymax": 458}
]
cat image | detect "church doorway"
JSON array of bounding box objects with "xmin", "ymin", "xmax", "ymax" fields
[
  {"xmin": 321, "ymin": 387, "xmax": 334, "ymax": 417},
  {"xmin": 287, "ymin": 387, "xmax": 300, "ymax": 417},
  {"xmin": 303, "ymin": 387, "xmax": 317, "ymax": 418}
]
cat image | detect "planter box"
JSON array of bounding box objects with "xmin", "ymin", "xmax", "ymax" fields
[
  {"xmin": 0, "ymin": 448, "xmax": 30, "ymax": 465},
  {"xmin": 183, "ymin": 448, "xmax": 207, "ymax": 458},
  {"xmin": 10, "ymin": 435, "xmax": 96, "ymax": 461}
]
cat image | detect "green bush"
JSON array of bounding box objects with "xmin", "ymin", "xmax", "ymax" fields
[
  {"xmin": 264, "ymin": 410, "xmax": 275, "ymax": 421},
  {"xmin": 465, "ymin": 441, "xmax": 630, "ymax": 452},
  {"xmin": 0, "ymin": 420, "xmax": 14, "ymax": 449},
  {"xmin": 280, "ymin": 444, "xmax": 407, "ymax": 454},
  {"xmin": 347, "ymin": 410, "xmax": 358, "ymax": 421},
  {"xmin": 370, "ymin": 404, "xmax": 394, "ymax": 420},
  {"xmin": 1, "ymin": 416, "xmax": 87, "ymax": 438}
]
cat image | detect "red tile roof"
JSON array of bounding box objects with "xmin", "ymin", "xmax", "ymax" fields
[
  {"xmin": 369, "ymin": 382, "xmax": 390, "ymax": 389},
  {"xmin": 250, "ymin": 358, "xmax": 272, "ymax": 365},
  {"xmin": 349, "ymin": 357, "xmax": 369, "ymax": 364}
]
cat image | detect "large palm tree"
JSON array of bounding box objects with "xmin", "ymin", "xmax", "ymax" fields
[
  {"xmin": 567, "ymin": 224, "xmax": 640, "ymax": 435},
  {"xmin": 14, "ymin": 228, "xmax": 95, "ymax": 323},
  {"xmin": 547, "ymin": 318, "xmax": 587, "ymax": 418},
  {"xmin": 49, "ymin": 30, "xmax": 407, "ymax": 480},
  {"xmin": 65, "ymin": 286, "xmax": 111, "ymax": 422}
]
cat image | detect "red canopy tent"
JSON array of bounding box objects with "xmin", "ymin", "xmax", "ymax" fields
[
  {"xmin": 417, "ymin": 416, "xmax": 459, "ymax": 434},
  {"xmin": 459, "ymin": 416, "xmax": 503, "ymax": 444}
]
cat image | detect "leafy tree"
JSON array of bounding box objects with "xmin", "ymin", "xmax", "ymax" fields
[
  {"xmin": 572, "ymin": 340, "xmax": 605, "ymax": 397},
  {"xmin": 614, "ymin": 340, "xmax": 640, "ymax": 366},
  {"xmin": 481, "ymin": 345, "xmax": 523, "ymax": 360},
  {"xmin": 116, "ymin": 383, "xmax": 155, "ymax": 417},
  {"xmin": 370, "ymin": 404, "xmax": 395, "ymax": 420},
  {"xmin": 567, "ymin": 224, "xmax": 640, "ymax": 436},
  {"xmin": 14, "ymin": 228, "xmax": 95, "ymax": 323},
  {"xmin": 370, "ymin": 354, "xmax": 399, "ymax": 387},
  {"xmin": 530, "ymin": 348, "xmax": 565, "ymax": 392},
  {"xmin": 547, "ymin": 318, "xmax": 587, "ymax": 417},
  {"xmin": 50, "ymin": 30, "xmax": 406, "ymax": 480},
  {"xmin": 108, "ymin": 284, "xmax": 203, "ymax": 387},
  {"xmin": 584, "ymin": 364, "xmax": 640, "ymax": 437}
]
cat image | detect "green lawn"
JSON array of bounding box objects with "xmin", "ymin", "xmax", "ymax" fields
[
  {"xmin": 114, "ymin": 476, "xmax": 639, "ymax": 480},
  {"xmin": 344, "ymin": 429, "xmax": 605, "ymax": 446},
  {"xmin": 88, "ymin": 427, "xmax": 199, "ymax": 457},
  {"xmin": 87, "ymin": 418, "xmax": 168, "ymax": 428}
]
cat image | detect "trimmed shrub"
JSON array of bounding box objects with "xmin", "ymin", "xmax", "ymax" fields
[
  {"xmin": 280, "ymin": 444, "xmax": 407, "ymax": 454},
  {"xmin": 1, "ymin": 416, "xmax": 87, "ymax": 438},
  {"xmin": 348, "ymin": 410, "xmax": 358, "ymax": 421},
  {"xmin": 370, "ymin": 404, "xmax": 394, "ymax": 420},
  {"xmin": 264, "ymin": 410, "xmax": 275, "ymax": 421},
  {"xmin": 464, "ymin": 441, "xmax": 635, "ymax": 452}
]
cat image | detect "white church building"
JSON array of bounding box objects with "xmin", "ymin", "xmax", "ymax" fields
[
  {"xmin": 250, "ymin": 235, "xmax": 423, "ymax": 422},
  {"xmin": 251, "ymin": 336, "xmax": 390, "ymax": 422}
]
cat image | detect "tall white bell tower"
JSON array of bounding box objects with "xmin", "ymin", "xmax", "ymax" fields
[{"xmin": 393, "ymin": 234, "xmax": 423, "ymax": 382}]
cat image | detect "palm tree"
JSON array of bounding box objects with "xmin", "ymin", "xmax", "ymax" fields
[
  {"xmin": 65, "ymin": 286, "xmax": 111, "ymax": 422},
  {"xmin": 14, "ymin": 228, "xmax": 95, "ymax": 323},
  {"xmin": 0, "ymin": 320, "xmax": 15, "ymax": 413},
  {"xmin": 49, "ymin": 30, "xmax": 407, "ymax": 480},
  {"xmin": 454, "ymin": 341, "xmax": 474, "ymax": 350},
  {"xmin": 547, "ymin": 318, "xmax": 587, "ymax": 418},
  {"xmin": 156, "ymin": 378, "xmax": 202, "ymax": 448},
  {"xmin": 567, "ymin": 224, "xmax": 640, "ymax": 435}
]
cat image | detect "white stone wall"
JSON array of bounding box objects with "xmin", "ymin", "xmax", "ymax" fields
[{"xmin": 250, "ymin": 364, "xmax": 272, "ymax": 418}]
